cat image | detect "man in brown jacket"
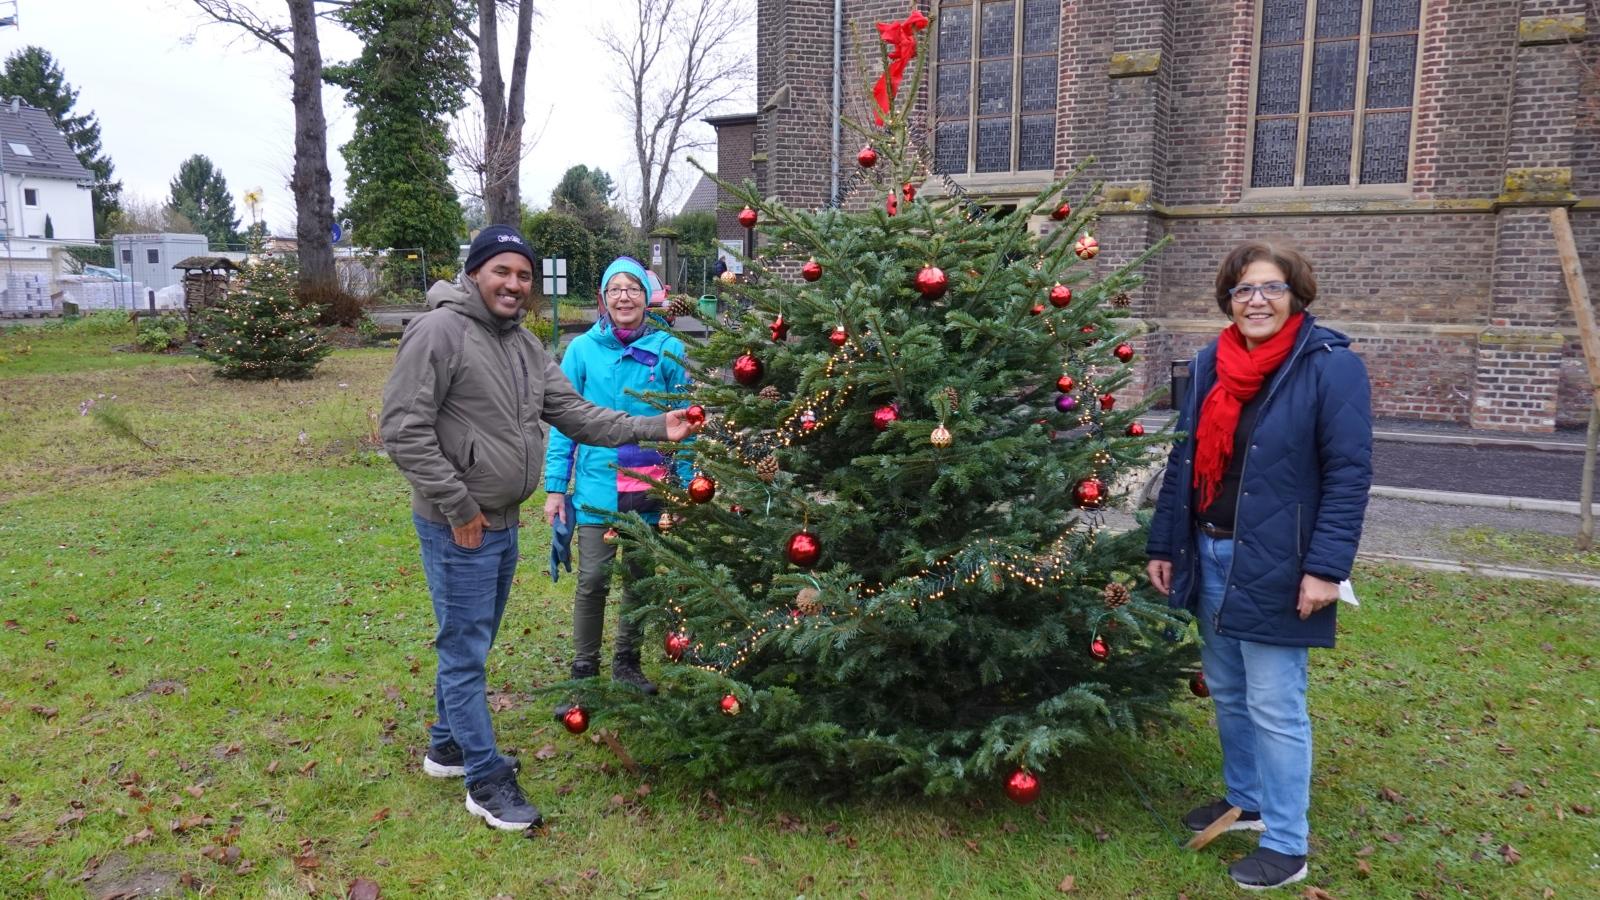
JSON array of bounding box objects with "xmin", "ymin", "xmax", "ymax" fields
[{"xmin": 380, "ymin": 225, "xmax": 696, "ymax": 831}]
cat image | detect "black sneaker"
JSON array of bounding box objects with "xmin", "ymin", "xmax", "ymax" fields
[
  {"xmin": 612, "ymin": 650, "xmax": 658, "ymax": 695},
  {"xmin": 1229, "ymin": 848, "xmax": 1308, "ymax": 890},
  {"xmin": 423, "ymin": 740, "xmax": 465, "ymax": 778},
  {"xmin": 1182, "ymin": 798, "xmax": 1265, "ymax": 833},
  {"xmin": 571, "ymin": 657, "xmax": 599, "ymax": 680},
  {"xmin": 425, "ymin": 741, "xmax": 519, "ymax": 779},
  {"xmin": 465, "ymin": 764, "xmax": 543, "ymax": 831}
]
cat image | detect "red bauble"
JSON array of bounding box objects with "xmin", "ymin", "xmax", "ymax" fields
[
  {"xmin": 719, "ymin": 694, "xmax": 742, "ymax": 716},
  {"xmin": 1090, "ymin": 635, "xmax": 1110, "ymax": 661},
  {"xmin": 1190, "ymin": 672, "xmax": 1210, "ymax": 698},
  {"xmin": 1074, "ymin": 234, "xmax": 1100, "ymax": 260},
  {"xmin": 1004, "ymin": 768, "xmax": 1041, "ymax": 805},
  {"xmin": 732, "ymin": 352, "xmax": 764, "ymax": 386},
  {"xmin": 561, "ymin": 705, "xmax": 589, "ymax": 735},
  {"xmin": 664, "ymin": 631, "xmax": 690, "ymax": 661},
  {"xmin": 730, "ymin": 504, "xmax": 747, "ymax": 516},
  {"xmin": 737, "ymin": 206, "xmax": 758, "ymax": 229},
  {"xmin": 1050, "ymin": 202, "xmax": 1071, "ymax": 222},
  {"xmin": 685, "ymin": 404, "xmax": 707, "ymax": 427},
  {"xmin": 902, "ymin": 181, "xmax": 917, "ymax": 202},
  {"xmin": 1113, "ymin": 342, "xmax": 1135, "ymax": 362},
  {"xmin": 886, "ymin": 192, "xmax": 898, "ymax": 217},
  {"xmin": 786, "ymin": 531, "xmax": 821, "ymax": 567},
  {"xmin": 1080, "ymin": 324, "xmax": 1097, "ymax": 334},
  {"xmin": 769, "ymin": 314, "xmax": 790, "ymax": 342},
  {"xmin": 1074, "ymin": 477, "xmax": 1106, "ymax": 509},
  {"xmin": 1126, "ymin": 422, "xmax": 1145, "ymax": 437},
  {"xmin": 687, "ymin": 475, "xmax": 717, "ymax": 504},
  {"xmin": 914, "ymin": 265, "xmax": 948, "ymax": 299},
  {"xmin": 1099, "ymin": 393, "xmax": 1116, "ymax": 411},
  {"xmin": 801, "ymin": 259, "xmax": 823, "ymax": 282},
  {"xmin": 829, "ymin": 324, "xmax": 848, "ymax": 347},
  {"xmin": 857, "ymin": 145, "xmax": 878, "ymax": 168},
  {"xmin": 1056, "ymin": 375, "xmax": 1076, "ymax": 393},
  {"xmin": 872, "ymin": 404, "xmax": 899, "ymax": 432},
  {"xmin": 1049, "ymin": 283, "xmax": 1073, "ymax": 308},
  {"xmin": 1030, "ymin": 303, "xmax": 1046, "ymax": 316}
]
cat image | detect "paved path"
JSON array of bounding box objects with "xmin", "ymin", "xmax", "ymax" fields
[{"xmin": 1372, "ymin": 440, "xmax": 1587, "ymax": 502}]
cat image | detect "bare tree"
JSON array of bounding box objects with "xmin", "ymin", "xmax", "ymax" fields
[
  {"xmin": 600, "ymin": 0, "xmax": 752, "ymax": 235},
  {"xmin": 450, "ymin": 104, "xmax": 543, "ymax": 220},
  {"xmin": 190, "ymin": 0, "xmax": 337, "ymax": 296},
  {"xmin": 467, "ymin": 0, "xmax": 536, "ymax": 226}
]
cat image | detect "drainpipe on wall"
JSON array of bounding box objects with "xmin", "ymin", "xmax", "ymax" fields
[{"xmin": 829, "ymin": 0, "xmax": 842, "ymax": 206}]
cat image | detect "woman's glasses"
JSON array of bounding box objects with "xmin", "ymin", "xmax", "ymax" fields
[
  {"xmin": 605, "ymin": 286, "xmax": 645, "ymax": 300},
  {"xmin": 1228, "ymin": 281, "xmax": 1290, "ymax": 303}
]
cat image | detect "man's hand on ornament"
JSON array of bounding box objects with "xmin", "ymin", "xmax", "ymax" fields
[{"xmin": 663, "ymin": 409, "xmax": 700, "ymax": 441}]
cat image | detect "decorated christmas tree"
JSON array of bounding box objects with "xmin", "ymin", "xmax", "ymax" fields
[
  {"xmin": 560, "ymin": 13, "xmax": 1197, "ymax": 800},
  {"xmin": 194, "ymin": 256, "xmax": 332, "ymax": 381}
]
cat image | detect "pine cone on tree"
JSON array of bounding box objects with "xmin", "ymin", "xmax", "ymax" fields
[
  {"xmin": 668, "ymin": 295, "xmax": 697, "ymax": 318},
  {"xmin": 759, "ymin": 385, "xmax": 782, "ymax": 401},
  {"xmin": 943, "ymin": 386, "xmax": 960, "ymax": 409},
  {"xmin": 794, "ymin": 587, "xmax": 822, "ymax": 616},
  {"xmin": 754, "ymin": 455, "xmax": 779, "ymax": 483},
  {"xmin": 1110, "ymin": 291, "xmax": 1133, "ymax": 308},
  {"xmin": 1102, "ymin": 582, "xmax": 1131, "ymax": 609}
]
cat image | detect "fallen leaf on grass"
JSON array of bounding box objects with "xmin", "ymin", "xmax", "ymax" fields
[
  {"xmin": 369, "ymin": 807, "xmax": 390, "ymax": 823},
  {"xmin": 1572, "ymin": 803, "xmax": 1593, "ymax": 816},
  {"xmin": 170, "ymin": 814, "xmax": 213, "ymax": 833},
  {"xmin": 298, "ymin": 760, "xmax": 318, "ymax": 776},
  {"xmin": 348, "ymin": 876, "xmax": 381, "ymax": 899},
  {"xmin": 963, "ymin": 839, "xmax": 980, "ymax": 854},
  {"xmin": 533, "ymin": 744, "xmax": 557, "ymax": 761},
  {"xmin": 1057, "ymin": 874, "xmax": 1076, "ymax": 892},
  {"xmin": 124, "ymin": 826, "xmax": 155, "ymax": 847},
  {"xmin": 739, "ymin": 855, "xmax": 761, "ymax": 866},
  {"xmin": 1356, "ymin": 858, "xmax": 1371, "ymax": 877},
  {"xmin": 1303, "ymin": 887, "xmax": 1337, "ymax": 899},
  {"xmin": 185, "ymin": 785, "xmax": 204, "ymax": 799},
  {"xmin": 1506, "ymin": 781, "xmax": 1531, "ymax": 798},
  {"xmin": 234, "ymin": 859, "xmax": 256, "ymax": 875},
  {"xmin": 488, "ymin": 693, "xmax": 516, "ymax": 712},
  {"xmin": 1378, "ymin": 786, "xmax": 1403, "ymax": 804},
  {"xmin": 1499, "ymin": 844, "xmax": 1521, "ymax": 865},
  {"xmin": 294, "ymin": 850, "xmax": 321, "ymax": 870},
  {"xmin": 1355, "ymin": 845, "xmax": 1375, "ymax": 857},
  {"xmin": 265, "ymin": 760, "xmax": 280, "ymax": 775},
  {"xmin": 55, "ymin": 809, "xmax": 86, "ymax": 828},
  {"xmin": 30, "ymin": 705, "xmax": 58, "ymax": 720}
]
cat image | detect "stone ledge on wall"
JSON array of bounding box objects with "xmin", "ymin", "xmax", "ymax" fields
[
  {"xmin": 1108, "ymin": 50, "xmax": 1161, "ymax": 78},
  {"xmin": 1517, "ymin": 14, "xmax": 1586, "ymax": 46}
]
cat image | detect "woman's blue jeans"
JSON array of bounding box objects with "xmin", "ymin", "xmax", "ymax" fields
[
  {"xmin": 1197, "ymin": 532, "xmax": 1312, "ymax": 857},
  {"xmin": 414, "ymin": 515, "xmax": 519, "ymax": 784}
]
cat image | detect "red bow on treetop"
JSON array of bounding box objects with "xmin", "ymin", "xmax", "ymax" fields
[{"xmin": 871, "ymin": 9, "xmax": 930, "ymax": 125}]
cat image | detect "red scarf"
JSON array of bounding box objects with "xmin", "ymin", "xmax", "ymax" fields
[{"xmin": 1193, "ymin": 313, "xmax": 1304, "ymax": 511}]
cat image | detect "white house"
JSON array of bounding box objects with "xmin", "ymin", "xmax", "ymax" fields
[{"xmin": 0, "ymin": 97, "xmax": 96, "ymax": 314}]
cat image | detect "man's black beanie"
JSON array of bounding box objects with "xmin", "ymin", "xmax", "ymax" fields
[{"xmin": 464, "ymin": 225, "xmax": 537, "ymax": 275}]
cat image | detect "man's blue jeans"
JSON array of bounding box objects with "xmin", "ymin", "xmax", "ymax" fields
[
  {"xmin": 414, "ymin": 515, "xmax": 519, "ymax": 784},
  {"xmin": 1197, "ymin": 532, "xmax": 1312, "ymax": 857}
]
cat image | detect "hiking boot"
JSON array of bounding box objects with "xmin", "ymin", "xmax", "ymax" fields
[
  {"xmin": 612, "ymin": 650, "xmax": 658, "ymax": 695},
  {"xmin": 571, "ymin": 657, "xmax": 600, "ymax": 680},
  {"xmin": 1182, "ymin": 798, "xmax": 1264, "ymax": 833},
  {"xmin": 424, "ymin": 740, "xmax": 518, "ymax": 779},
  {"xmin": 464, "ymin": 764, "xmax": 543, "ymax": 831},
  {"xmin": 1228, "ymin": 848, "xmax": 1308, "ymax": 890}
]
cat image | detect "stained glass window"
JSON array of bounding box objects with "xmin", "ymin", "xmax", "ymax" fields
[
  {"xmin": 934, "ymin": 0, "xmax": 1058, "ymax": 174},
  {"xmin": 1250, "ymin": 0, "xmax": 1421, "ymax": 189}
]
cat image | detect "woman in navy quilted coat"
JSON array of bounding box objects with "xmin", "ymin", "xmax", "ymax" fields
[{"xmin": 1146, "ymin": 242, "xmax": 1372, "ymax": 891}]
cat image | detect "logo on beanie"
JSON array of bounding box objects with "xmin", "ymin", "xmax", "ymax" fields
[{"xmin": 496, "ymin": 234, "xmax": 523, "ymax": 245}]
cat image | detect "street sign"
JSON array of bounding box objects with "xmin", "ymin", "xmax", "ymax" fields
[
  {"xmin": 542, "ymin": 257, "xmax": 568, "ymax": 296},
  {"xmin": 330, "ymin": 221, "xmax": 343, "ymax": 243}
]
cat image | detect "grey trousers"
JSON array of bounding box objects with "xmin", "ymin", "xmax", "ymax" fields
[{"xmin": 573, "ymin": 524, "xmax": 647, "ymax": 664}]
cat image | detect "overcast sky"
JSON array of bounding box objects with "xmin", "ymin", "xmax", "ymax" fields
[{"xmin": 0, "ymin": 0, "xmax": 754, "ymax": 238}]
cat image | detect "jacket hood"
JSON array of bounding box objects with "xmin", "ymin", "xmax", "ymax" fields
[
  {"xmin": 1302, "ymin": 316, "xmax": 1353, "ymax": 351},
  {"xmin": 427, "ymin": 273, "xmax": 525, "ymax": 332}
]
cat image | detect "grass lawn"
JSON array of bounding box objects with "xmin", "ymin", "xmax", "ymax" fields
[
  {"xmin": 1, "ymin": 324, "xmax": 1596, "ymax": 898},
  {"xmin": 1446, "ymin": 526, "xmax": 1600, "ymax": 578}
]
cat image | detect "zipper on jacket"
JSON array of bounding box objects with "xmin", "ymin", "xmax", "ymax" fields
[
  {"xmin": 494, "ymin": 332, "xmax": 531, "ymax": 505},
  {"xmin": 1213, "ymin": 327, "xmax": 1320, "ymax": 634}
]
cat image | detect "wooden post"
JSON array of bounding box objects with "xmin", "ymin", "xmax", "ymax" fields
[
  {"xmin": 1551, "ymin": 207, "xmax": 1600, "ymax": 551},
  {"xmin": 1184, "ymin": 805, "xmax": 1241, "ymax": 851}
]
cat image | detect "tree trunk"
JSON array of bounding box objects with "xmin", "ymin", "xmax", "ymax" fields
[
  {"xmin": 479, "ymin": 0, "xmax": 532, "ymax": 227},
  {"xmin": 288, "ymin": 0, "xmax": 336, "ymax": 294}
]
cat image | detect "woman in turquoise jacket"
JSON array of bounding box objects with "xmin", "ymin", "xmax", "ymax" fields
[{"xmin": 543, "ymin": 257, "xmax": 690, "ymax": 693}]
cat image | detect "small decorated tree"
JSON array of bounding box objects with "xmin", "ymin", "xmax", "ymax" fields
[
  {"xmin": 562, "ymin": 11, "xmax": 1196, "ymax": 801},
  {"xmin": 194, "ymin": 256, "xmax": 332, "ymax": 380}
]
